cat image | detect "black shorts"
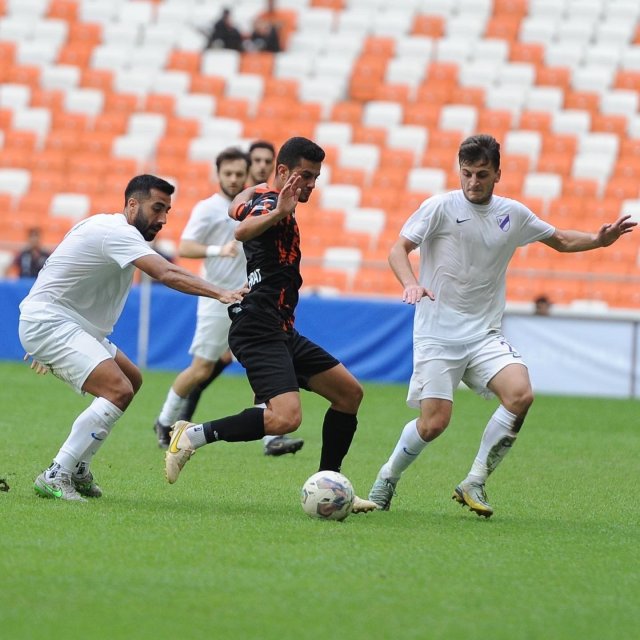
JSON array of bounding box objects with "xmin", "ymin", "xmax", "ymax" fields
[{"xmin": 228, "ymin": 308, "xmax": 339, "ymax": 405}]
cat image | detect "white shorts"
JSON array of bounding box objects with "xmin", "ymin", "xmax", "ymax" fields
[
  {"xmin": 19, "ymin": 317, "xmax": 118, "ymax": 394},
  {"xmin": 188, "ymin": 312, "xmax": 231, "ymax": 362},
  {"xmin": 407, "ymin": 333, "xmax": 527, "ymax": 408}
]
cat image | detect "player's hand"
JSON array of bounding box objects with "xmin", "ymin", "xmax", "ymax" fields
[
  {"xmin": 276, "ymin": 171, "xmax": 304, "ymax": 217},
  {"xmin": 23, "ymin": 353, "xmax": 48, "ymax": 375},
  {"xmin": 597, "ymin": 214, "xmax": 637, "ymax": 247},
  {"xmin": 220, "ymin": 240, "xmax": 239, "ymax": 257},
  {"xmin": 402, "ymin": 284, "xmax": 435, "ymax": 305},
  {"xmin": 217, "ymin": 285, "xmax": 249, "ymax": 304}
]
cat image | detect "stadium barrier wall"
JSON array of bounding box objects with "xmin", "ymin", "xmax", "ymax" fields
[{"xmin": 1, "ymin": 280, "xmax": 638, "ymax": 398}]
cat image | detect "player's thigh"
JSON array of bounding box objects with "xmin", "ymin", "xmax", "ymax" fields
[
  {"xmin": 234, "ymin": 336, "xmax": 299, "ymax": 405},
  {"xmin": 19, "ymin": 317, "xmax": 116, "ymax": 394},
  {"xmin": 464, "ymin": 334, "xmax": 529, "ymax": 400},
  {"xmin": 189, "ymin": 313, "xmax": 231, "ymax": 362},
  {"xmin": 114, "ymin": 348, "xmax": 142, "ymax": 393},
  {"xmin": 486, "ymin": 362, "xmax": 532, "ymax": 412},
  {"xmin": 407, "ymin": 341, "xmax": 468, "ymax": 409},
  {"xmin": 308, "ymin": 364, "xmax": 362, "ymax": 412}
]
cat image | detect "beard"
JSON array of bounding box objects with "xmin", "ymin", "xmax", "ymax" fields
[
  {"xmin": 220, "ymin": 184, "xmax": 243, "ymax": 200},
  {"xmin": 133, "ymin": 211, "xmax": 161, "ymax": 241}
]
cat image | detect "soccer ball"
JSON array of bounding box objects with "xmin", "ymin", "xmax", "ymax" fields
[{"xmin": 300, "ymin": 470, "xmax": 355, "ymax": 521}]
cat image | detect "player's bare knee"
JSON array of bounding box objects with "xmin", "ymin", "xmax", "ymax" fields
[
  {"xmin": 130, "ymin": 370, "xmax": 143, "ymax": 394},
  {"xmin": 110, "ymin": 382, "xmax": 135, "ymax": 410},
  {"xmin": 505, "ymin": 388, "xmax": 534, "ymax": 416},
  {"xmin": 332, "ymin": 381, "xmax": 364, "ymax": 414},
  {"xmin": 418, "ymin": 417, "xmax": 449, "ymax": 441},
  {"xmin": 266, "ymin": 410, "xmax": 302, "ymax": 435}
]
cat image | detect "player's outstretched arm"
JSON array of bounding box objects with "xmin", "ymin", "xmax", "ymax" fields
[
  {"xmin": 231, "ymin": 172, "xmax": 304, "ymax": 242},
  {"xmin": 389, "ymin": 236, "xmax": 434, "ymax": 305},
  {"xmin": 134, "ymin": 254, "xmax": 247, "ymax": 303},
  {"xmin": 542, "ymin": 214, "xmax": 636, "ymax": 252}
]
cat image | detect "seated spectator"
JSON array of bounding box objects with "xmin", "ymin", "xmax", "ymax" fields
[
  {"xmin": 246, "ymin": 16, "xmax": 281, "ymax": 53},
  {"xmin": 534, "ymin": 295, "xmax": 552, "ymax": 316},
  {"xmin": 254, "ymin": 0, "xmax": 288, "ymax": 50},
  {"xmin": 203, "ymin": 7, "xmax": 244, "ymax": 52},
  {"xmin": 14, "ymin": 228, "xmax": 50, "ymax": 278}
]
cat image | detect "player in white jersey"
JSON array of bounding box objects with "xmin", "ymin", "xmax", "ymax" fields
[
  {"xmin": 19, "ymin": 174, "xmax": 247, "ymax": 502},
  {"xmin": 368, "ymin": 134, "xmax": 636, "ymax": 517},
  {"xmin": 158, "ymin": 142, "xmax": 304, "ymax": 456}
]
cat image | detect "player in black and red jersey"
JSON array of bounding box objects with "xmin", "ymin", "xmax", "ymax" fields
[{"xmin": 164, "ymin": 136, "xmax": 377, "ymax": 513}]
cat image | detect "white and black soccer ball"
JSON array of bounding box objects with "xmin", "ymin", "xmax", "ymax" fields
[{"xmin": 300, "ymin": 470, "xmax": 355, "ymax": 521}]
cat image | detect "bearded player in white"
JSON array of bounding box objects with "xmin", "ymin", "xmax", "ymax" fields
[
  {"xmin": 368, "ymin": 134, "xmax": 636, "ymax": 517},
  {"xmin": 19, "ymin": 174, "xmax": 246, "ymax": 502}
]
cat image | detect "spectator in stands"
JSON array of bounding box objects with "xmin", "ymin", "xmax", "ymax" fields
[
  {"xmin": 163, "ymin": 136, "xmax": 377, "ymax": 514},
  {"xmin": 367, "ymin": 134, "xmax": 636, "ymax": 518},
  {"xmin": 14, "ymin": 228, "xmax": 50, "ymax": 278},
  {"xmin": 203, "ymin": 7, "xmax": 244, "ymax": 52},
  {"xmin": 247, "ymin": 0, "xmax": 289, "ymax": 51},
  {"xmin": 534, "ymin": 294, "xmax": 552, "ymax": 316},
  {"xmin": 246, "ymin": 15, "xmax": 281, "ymax": 53},
  {"xmin": 19, "ymin": 174, "xmax": 246, "ymax": 502}
]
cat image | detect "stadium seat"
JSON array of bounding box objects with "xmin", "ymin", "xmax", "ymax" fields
[{"xmin": 49, "ymin": 192, "xmax": 91, "ymax": 220}]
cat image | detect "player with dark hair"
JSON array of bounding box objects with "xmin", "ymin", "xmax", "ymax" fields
[
  {"xmin": 164, "ymin": 137, "xmax": 377, "ymax": 513},
  {"xmin": 367, "ymin": 133, "xmax": 636, "ymax": 517},
  {"xmin": 19, "ymin": 175, "xmax": 246, "ymax": 501},
  {"xmin": 169, "ymin": 140, "xmax": 302, "ymax": 456}
]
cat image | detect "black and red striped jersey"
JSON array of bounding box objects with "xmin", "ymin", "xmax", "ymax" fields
[{"xmin": 231, "ymin": 185, "xmax": 302, "ymax": 331}]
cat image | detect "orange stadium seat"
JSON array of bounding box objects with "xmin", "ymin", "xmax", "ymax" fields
[
  {"xmin": 189, "ymin": 74, "xmax": 225, "ymax": 97},
  {"xmin": 519, "ymin": 110, "xmax": 552, "ymax": 133},
  {"xmin": 591, "ymin": 114, "xmax": 628, "ymax": 137},
  {"xmin": 403, "ymin": 103, "xmax": 441, "ymax": 128},
  {"xmin": 167, "ymin": 51, "xmax": 200, "ymax": 75},
  {"xmin": 485, "ymin": 15, "xmax": 522, "ymax": 41},
  {"xmin": 47, "ymin": 0, "xmax": 79, "ymax": 21},
  {"xmin": 564, "ymin": 90, "xmax": 600, "ymax": 112},
  {"xmin": 510, "ymin": 42, "xmax": 545, "ymax": 65},
  {"xmin": 91, "ymin": 112, "xmax": 129, "ymax": 135},
  {"xmin": 412, "ymin": 14, "xmax": 445, "ymax": 38},
  {"xmin": 330, "ymin": 101, "xmax": 363, "ymax": 126},
  {"xmin": 67, "ymin": 22, "xmax": 102, "ymax": 46},
  {"xmin": 239, "ymin": 52, "xmax": 275, "ymax": 77},
  {"xmin": 535, "ymin": 65, "xmax": 572, "ymax": 92},
  {"xmin": 58, "ymin": 42, "xmax": 95, "ymax": 68}
]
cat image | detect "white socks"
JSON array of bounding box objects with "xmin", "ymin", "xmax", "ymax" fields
[
  {"xmin": 379, "ymin": 419, "xmax": 428, "ymax": 482},
  {"xmin": 466, "ymin": 405, "xmax": 517, "ymax": 484},
  {"xmin": 52, "ymin": 397, "xmax": 123, "ymax": 475},
  {"xmin": 158, "ymin": 387, "xmax": 187, "ymax": 426}
]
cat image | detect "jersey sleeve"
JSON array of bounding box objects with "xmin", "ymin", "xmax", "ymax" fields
[
  {"xmin": 103, "ymin": 224, "xmax": 156, "ymax": 268},
  {"xmin": 232, "ymin": 189, "xmax": 278, "ymax": 222},
  {"xmin": 181, "ymin": 201, "xmax": 211, "ymax": 242},
  {"xmin": 400, "ymin": 196, "xmax": 443, "ymax": 245},
  {"xmin": 513, "ymin": 200, "xmax": 555, "ymax": 245}
]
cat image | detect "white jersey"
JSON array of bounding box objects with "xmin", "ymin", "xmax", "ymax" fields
[
  {"xmin": 180, "ymin": 192, "xmax": 246, "ymax": 317},
  {"xmin": 401, "ymin": 190, "xmax": 555, "ymax": 344},
  {"xmin": 19, "ymin": 213, "xmax": 156, "ymax": 339}
]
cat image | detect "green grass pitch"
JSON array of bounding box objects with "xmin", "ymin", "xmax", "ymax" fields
[{"xmin": 0, "ymin": 360, "xmax": 638, "ymax": 640}]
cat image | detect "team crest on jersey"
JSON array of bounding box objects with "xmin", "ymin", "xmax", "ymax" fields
[{"xmin": 496, "ymin": 214, "xmax": 510, "ymax": 232}]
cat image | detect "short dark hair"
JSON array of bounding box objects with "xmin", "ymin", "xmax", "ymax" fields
[
  {"xmin": 215, "ymin": 146, "xmax": 250, "ymax": 172},
  {"xmin": 124, "ymin": 174, "xmax": 175, "ymax": 204},
  {"xmin": 458, "ymin": 134, "xmax": 501, "ymax": 171},
  {"xmin": 248, "ymin": 140, "xmax": 276, "ymax": 157},
  {"xmin": 276, "ymin": 136, "xmax": 325, "ymax": 169}
]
